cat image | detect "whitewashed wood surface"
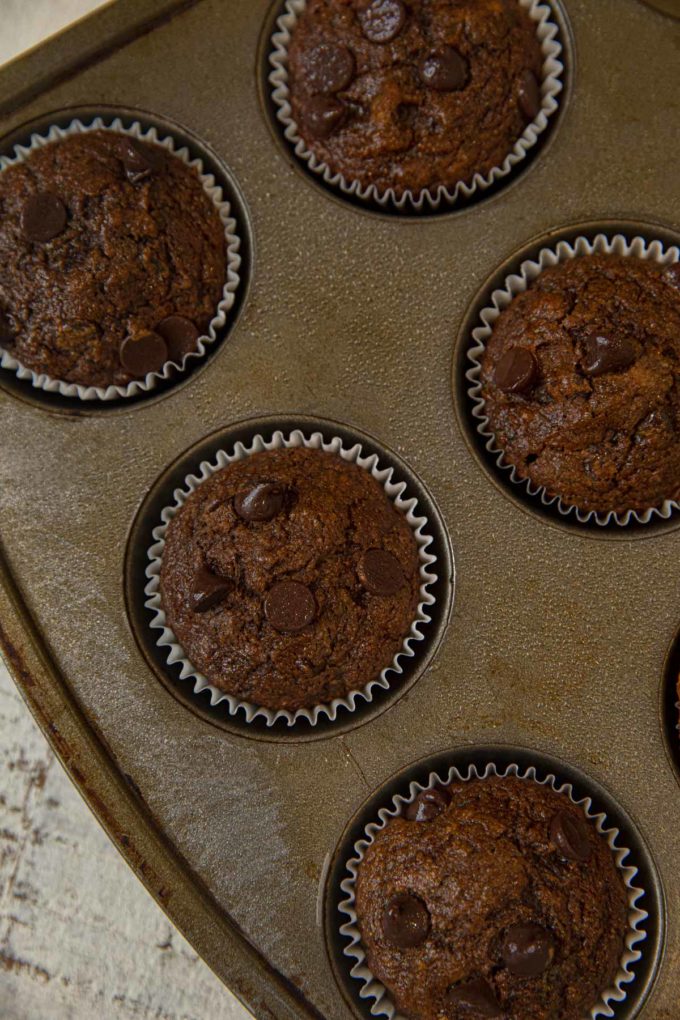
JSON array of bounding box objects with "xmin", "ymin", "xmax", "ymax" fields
[{"xmin": 0, "ymin": 2, "xmax": 252, "ymax": 1018}]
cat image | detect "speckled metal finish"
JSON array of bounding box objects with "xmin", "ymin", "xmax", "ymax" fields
[
  {"xmin": 637, "ymin": 0, "xmax": 680, "ymax": 19},
  {"xmin": 0, "ymin": 1, "xmax": 679, "ymax": 1019}
]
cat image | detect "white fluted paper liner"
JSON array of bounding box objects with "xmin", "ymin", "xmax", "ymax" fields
[
  {"xmin": 0, "ymin": 116, "xmax": 241, "ymax": 401},
  {"xmin": 466, "ymin": 232, "xmax": 680, "ymax": 526},
  {"xmin": 269, "ymin": 0, "xmax": 563, "ymax": 212},
  {"xmin": 338, "ymin": 761, "xmax": 648, "ymax": 1020},
  {"xmin": 144, "ymin": 428, "xmax": 438, "ymax": 727}
]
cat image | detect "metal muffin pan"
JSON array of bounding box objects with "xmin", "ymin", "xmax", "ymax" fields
[{"xmin": 1, "ymin": 1, "xmax": 679, "ymax": 1017}]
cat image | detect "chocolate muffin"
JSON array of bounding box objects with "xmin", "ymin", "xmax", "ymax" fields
[
  {"xmin": 0, "ymin": 130, "xmax": 227, "ymax": 388},
  {"xmin": 285, "ymin": 0, "xmax": 544, "ymax": 196},
  {"xmin": 354, "ymin": 775, "xmax": 630, "ymax": 1020},
  {"xmin": 478, "ymin": 254, "xmax": 680, "ymax": 515},
  {"xmin": 159, "ymin": 447, "xmax": 421, "ymax": 712}
]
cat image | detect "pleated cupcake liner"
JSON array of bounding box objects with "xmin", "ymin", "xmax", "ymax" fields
[
  {"xmin": 269, "ymin": 0, "xmax": 563, "ymax": 212},
  {"xmin": 466, "ymin": 232, "xmax": 680, "ymax": 526},
  {"xmin": 338, "ymin": 759, "xmax": 648, "ymax": 1020},
  {"xmin": 144, "ymin": 428, "xmax": 438, "ymax": 727},
  {"xmin": 0, "ymin": 116, "xmax": 241, "ymax": 400}
]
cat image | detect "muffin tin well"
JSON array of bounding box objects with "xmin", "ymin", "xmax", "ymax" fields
[
  {"xmin": 0, "ymin": 105, "xmax": 252, "ymax": 415},
  {"xmin": 324, "ymin": 748, "xmax": 664, "ymax": 1020},
  {"xmin": 260, "ymin": 0, "xmax": 572, "ymax": 218},
  {"xmin": 453, "ymin": 218, "xmax": 680, "ymax": 538},
  {"xmin": 125, "ymin": 415, "xmax": 454, "ymax": 741},
  {"xmin": 1, "ymin": 2, "xmax": 679, "ymax": 1018},
  {"xmin": 661, "ymin": 629, "xmax": 680, "ymax": 788}
]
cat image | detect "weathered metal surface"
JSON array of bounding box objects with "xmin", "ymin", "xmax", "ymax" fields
[{"xmin": 0, "ymin": 1, "xmax": 679, "ymax": 1018}]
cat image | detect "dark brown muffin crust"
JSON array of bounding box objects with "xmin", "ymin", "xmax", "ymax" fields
[
  {"xmin": 354, "ymin": 775, "xmax": 629, "ymax": 1020},
  {"xmin": 159, "ymin": 447, "xmax": 421, "ymax": 712},
  {"xmin": 479, "ymin": 254, "xmax": 680, "ymax": 514},
  {"xmin": 286, "ymin": 0, "xmax": 544, "ymax": 196},
  {"xmin": 0, "ymin": 131, "xmax": 227, "ymax": 387}
]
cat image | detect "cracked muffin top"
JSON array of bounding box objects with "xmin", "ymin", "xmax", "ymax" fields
[
  {"xmin": 479, "ymin": 254, "xmax": 680, "ymax": 514},
  {"xmin": 286, "ymin": 0, "xmax": 544, "ymax": 197},
  {"xmin": 354, "ymin": 775, "xmax": 629, "ymax": 1020},
  {"xmin": 159, "ymin": 447, "xmax": 421, "ymax": 712},
  {"xmin": 0, "ymin": 130, "xmax": 226, "ymax": 388}
]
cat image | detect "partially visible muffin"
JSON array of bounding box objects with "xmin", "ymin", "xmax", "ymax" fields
[
  {"xmin": 286, "ymin": 0, "xmax": 544, "ymax": 196},
  {"xmin": 159, "ymin": 447, "xmax": 421, "ymax": 712},
  {"xmin": 479, "ymin": 254, "xmax": 680, "ymax": 514},
  {"xmin": 354, "ymin": 775, "xmax": 629, "ymax": 1020},
  {"xmin": 0, "ymin": 130, "xmax": 227, "ymax": 387}
]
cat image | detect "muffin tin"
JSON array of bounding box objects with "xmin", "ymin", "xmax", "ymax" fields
[{"xmin": 1, "ymin": 1, "xmax": 679, "ymax": 1018}]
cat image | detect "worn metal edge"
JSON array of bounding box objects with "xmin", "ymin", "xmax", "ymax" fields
[
  {"xmin": 0, "ymin": 546, "xmax": 323, "ymax": 1020},
  {"xmin": 0, "ymin": 0, "xmax": 204, "ymax": 120}
]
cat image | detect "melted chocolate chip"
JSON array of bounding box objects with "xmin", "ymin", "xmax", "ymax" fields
[
  {"xmin": 382, "ymin": 893, "xmax": 430, "ymax": 948},
  {"xmin": 234, "ymin": 482, "xmax": 286, "ymax": 522},
  {"xmin": 357, "ymin": 549, "xmax": 405, "ymax": 596},
  {"xmin": 446, "ymin": 978, "xmax": 501, "ymax": 1017},
  {"xmin": 550, "ymin": 810, "xmax": 592, "ymax": 863},
  {"xmin": 115, "ymin": 137, "xmax": 165, "ymax": 184},
  {"xmin": 299, "ymin": 95, "xmax": 347, "ymax": 139},
  {"xmin": 419, "ymin": 46, "xmax": 468, "ymax": 91},
  {"xmin": 582, "ymin": 331, "xmax": 636, "ymax": 377},
  {"xmin": 156, "ymin": 315, "xmax": 200, "ymax": 362},
  {"xmin": 303, "ymin": 42, "xmax": 355, "ymax": 94},
  {"xmin": 501, "ymin": 923, "xmax": 555, "ymax": 978},
  {"xmin": 0, "ymin": 310, "xmax": 13, "ymax": 345},
  {"xmin": 494, "ymin": 347, "xmax": 538, "ymax": 394},
  {"xmin": 119, "ymin": 332, "xmax": 168, "ymax": 376},
  {"xmin": 265, "ymin": 581, "xmax": 316, "ymax": 633},
  {"xmin": 21, "ymin": 192, "xmax": 67, "ymax": 242},
  {"xmin": 359, "ymin": 0, "xmax": 406, "ymax": 43},
  {"xmin": 405, "ymin": 787, "xmax": 450, "ymax": 822},
  {"xmin": 662, "ymin": 262, "xmax": 680, "ymax": 290},
  {"xmin": 192, "ymin": 564, "xmax": 232, "ymax": 612},
  {"xmin": 518, "ymin": 70, "xmax": 541, "ymax": 121}
]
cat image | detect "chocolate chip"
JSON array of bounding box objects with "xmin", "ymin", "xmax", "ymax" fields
[
  {"xmin": 419, "ymin": 46, "xmax": 468, "ymax": 91},
  {"xmin": 358, "ymin": 549, "xmax": 405, "ymax": 596},
  {"xmin": 119, "ymin": 332, "xmax": 168, "ymax": 376},
  {"xmin": 156, "ymin": 315, "xmax": 200, "ymax": 362},
  {"xmin": 0, "ymin": 310, "xmax": 13, "ymax": 345},
  {"xmin": 115, "ymin": 137, "xmax": 165, "ymax": 183},
  {"xmin": 662, "ymin": 262, "xmax": 680, "ymax": 290},
  {"xmin": 550, "ymin": 810, "xmax": 592, "ymax": 862},
  {"xmin": 518, "ymin": 70, "xmax": 541, "ymax": 121},
  {"xmin": 405, "ymin": 787, "xmax": 450, "ymax": 822},
  {"xmin": 299, "ymin": 95, "xmax": 347, "ymax": 139},
  {"xmin": 234, "ymin": 482, "xmax": 286, "ymax": 522},
  {"xmin": 21, "ymin": 192, "xmax": 67, "ymax": 242},
  {"xmin": 446, "ymin": 978, "xmax": 501, "ymax": 1017},
  {"xmin": 191, "ymin": 564, "xmax": 232, "ymax": 613},
  {"xmin": 359, "ymin": 0, "xmax": 406, "ymax": 42},
  {"xmin": 582, "ymin": 331, "xmax": 636, "ymax": 377},
  {"xmin": 501, "ymin": 923, "xmax": 555, "ymax": 978},
  {"xmin": 382, "ymin": 893, "xmax": 430, "ymax": 948},
  {"xmin": 265, "ymin": 581, "xmax": 315, "ymax": 633},
  {"xmin": 494, "ymin": 347, "xmax": 538, "ymax": 394},
  {"xmin": 303, "ymin": 43, "xmax": 355, "ymax": 94}
]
